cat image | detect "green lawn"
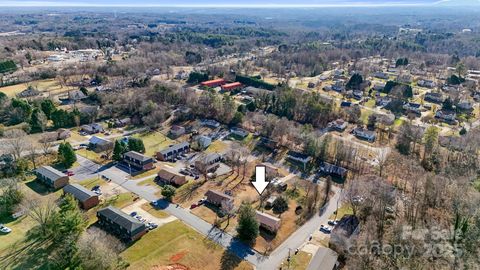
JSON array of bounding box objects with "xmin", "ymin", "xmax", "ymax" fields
[
  {"xmin": 364, "ymin": 98, "xmax": 376, "ymax": 108},
  {"xmin": 79, "ymin": 177, "xmax": 104, "ymax": 189},
  {"xmin": 0, "ymin": 215, "xmax": 36, "ymax": 255},
  {"xmin": 133, "ymin": 131, "xmax": 175, "ymax": 157},
  {"xmin": 121, "ymin": 220, "xmax": 252, "ymax": 270},
  {"xmin": 360, "ymin": 108, "xmax": 373, "ymax": 125}
]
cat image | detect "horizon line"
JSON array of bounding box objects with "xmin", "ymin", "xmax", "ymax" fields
[{"xmin": 0, "ymin": 1, "xmax": 462, "ymax": 8}]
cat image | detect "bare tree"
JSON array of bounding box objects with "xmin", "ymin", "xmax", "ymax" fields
[{"xmin": 4, "ymin": 129, "xmax": 27, "ymax": 161}]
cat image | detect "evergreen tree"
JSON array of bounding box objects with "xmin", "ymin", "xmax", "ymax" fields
[
  {"xmin": 161, "ymin": 185, "xmax": 176, "ymax": 201},
  {"xmin": 58, "ymin": 142, "xmax": 77, "ymax": 168},
  {"xmin": 346, "ymin": 73, "xmax": 363, "ymax": 90},
  {"xmin": 272, "ymin": 196, "xmax": 289, "ymax": 214},
  {"xmin": 128, "ymin": 137, "xmax": 145, "ymax": 153},
  {"xmin": 236, "ymin": 201, "xmax": 259, "ymax": 242},
  {"xmin": 40, "ymin": 99, "xmax": 56, "ymax": 119},
  {"xmin": 112, "ymin": 140, "xmax": 127, "ymax": 161}
]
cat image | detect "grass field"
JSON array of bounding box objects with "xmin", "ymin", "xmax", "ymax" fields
[
  {"xmin": 76, "ymin": 149, "xmax": 108, "ymax": 165},
  {"xmin": 280, "ymin": 251, "xmax": 312, "ymax": 270},
  {"xmin": 0, "ymin": 79, "xmax": 74, "ymax": 97},
  {"xmin": 121, "ymin": 220, "xmax": 252, "ymax": 270},
  {"xmin": 205, "ymin": 140, "xmax": 229, "ymax": 154},
  {"xmin": 330, "ymin": 204, "xmax": 353, "ymax": 220},
  {"xmin": 133, "ymin": 131, "xmax": 175, "ymax": 157}
]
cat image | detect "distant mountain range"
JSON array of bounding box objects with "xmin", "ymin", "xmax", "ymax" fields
[{"xmin": 1, "ymin": 0, "xmax": 480, "ymax": 7}]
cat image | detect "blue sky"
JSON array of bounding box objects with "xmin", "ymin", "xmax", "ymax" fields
[{"xmin": 0, "ymin": 0, "xmax": 479, "ymax": 7}]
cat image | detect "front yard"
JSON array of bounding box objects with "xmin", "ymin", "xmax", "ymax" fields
[{"xmin": 121, "ymin": 220, "xmax": 253, "ymax": 270}]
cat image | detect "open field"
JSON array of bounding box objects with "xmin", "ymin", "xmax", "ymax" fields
[
  {"xmin": 133, "ymin": 131, "xmax": 175, "ymax": 157},
  {"xmin": 121, "ymin": 220, "xmax": 253, "ymax": 270},
  {"xmin": 0, "ymin": 79, "xmax": 75, "ymax": 97}
]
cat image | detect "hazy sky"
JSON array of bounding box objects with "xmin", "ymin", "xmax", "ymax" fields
[{"xmin": 0, "ymin": 0, "xmax": 479, "ymax": 7}]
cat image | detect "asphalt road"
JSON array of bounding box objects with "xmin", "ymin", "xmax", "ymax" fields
[{"xmin": 99, "ymin": 161, "xmax": 343, "ymax": 269}]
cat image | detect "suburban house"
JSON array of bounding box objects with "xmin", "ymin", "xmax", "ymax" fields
[
  {"xmin": 327, "ymin": 119, "xmax": 348, "ymax": 132},
  {"xmin": 169, "ymin": 125, "xmax": 186, "ymax": 138},
  {"xmin": 352, "ymin": 127, "xmax": 376, "ymax": 142},
  {"xmin": 221, "ymin": 82, "xmax": 243, "ymax": 91},
  {"xmin": 329, "ymin": 215, "xmax": 360, "ymax": 253},
  {"xmin": 88, "ymin": 136, "xmax": 114, "ymax": 153},
  {"xmin": 123, "ymin": 151, "xmax": 155, "ymax": 172},
  {"xmin": 257, "ymin": 137, "xmax": 278, "ymax": 151},
  {"xmin": 424, "ymin": 92, "xmax": 444, "ymax": 104},
  {"xmin": 200, "ymin": 78, "xmax": 226, "ymax": 88},
  {"xmin": 68, "ymin": 90, "xmax": 87, "ymax": 101},
  {"xmin": 196, "ymin": 135, "xmax": 212, "ymax": 149},
  {"xmin": 17, "ymin": 87, "xmax": 40, "ymax": 98},
  {"xmin": 113, "ymin": 117, "xmax": 131, "ymax": 128},
  {"xmin": 457, "ymin": 100, "xmax": 474, "ymax": 112},
  {"xmin": 230, "ymin": 127, "xmax": 249, "ymax": 139},
  {"xmin": 402, "ymin": 102, "xmax": 422, "ymax": 115},
  {"xmin": 256, "ymin": 211, "xmax": 281, "ymax": 233},
  {"xmin": 157, "ymin": 168, "xmax": 187, "ymax": 186},
  {"xmin": 376, "ymin": 96, "xmax": 391, "ymax": 107},
  {"xmin": 156, "ymin": 142, "xmax": 190, "ymax": 161},
  {"xmin": 319, "ymin": 162, "xmax": 348, "ymax": 181},
  {"xmin": 200, "ymin": 119, "xmax": 220, "ymax": 129},
  {"xmin": 195, "ymin": 153, "xmax": 222, "ymax": 173},
  {"xmin": 205, "ymin": 190, "xmax": 234, "ymax": 212},
  {"xmin": 63, "ymin": 183, "xmax": 99, "ymax": 210},
  {"xmin": 372, "ymin": 83, "xmax": 385, "ymax": 91},
  {"xmin": 435, "ymin": 110, "xmax": 457, "ymax": 123},
  {"xmin": 96, "ymin": 206, "xmax": 148, "ymax": 242},
  {"xmin": 418, "ymin": 79, "xmax": 436, "ymax": 88},
  {"xmin": 287, "ymin": 151, "xmax": 312, "ymax": 168},
  {"xmin": 35, "ymin": 166, "xmax": 69, "ymax": 189},
  {"xmin": 56, "ymin": 128, "xmax": 71, "ymax": 140},
  {"xmin": 373, "ymin": 72, "xmax": 389, "ymax": 80},
  {"xmin": 81, "ymin": 123, "xmax": 104, "ymax": 134},
  {"xmin": 308, "ymin": 247, "xmax": 339, "ymax": 270}
]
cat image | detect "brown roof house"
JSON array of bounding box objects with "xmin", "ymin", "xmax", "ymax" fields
[
  {"xmin": 205, "ymin": 190, "xmax": 234, "ymax": 213},
  {"xmin": 157, "ymin": 168, "xmax": 187, "ymax": 186},
  {"xmin": 63, "ymin": 183, "xmax": 99, "ymax": 210},
  {"xmin": 35, "ymin": 166, "xmax": 69, "ymax": 190},
  {"xmin": 123, "ymin": 151, "xmax": 155, "ymax": 172},
  {"xmin": 256, "ymin": 211, "xmax": 281, "ymax": 233}
]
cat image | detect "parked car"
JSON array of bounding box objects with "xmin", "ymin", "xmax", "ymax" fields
[
  {"xmin": 130, "ymin": 211, "xmax": 137, "ymax": 217},
  {"xmin": 190, "ymin": 204, "xmax": 198, "ymax": 209},
  {"xmin": 0, "ymin": 224, "xmax": 12, "ymax": 233},
  {"xmin": 328, "ymin": 220, "xmax": 338, "ymax": 226},
  {"xmin": 320, "ymin": 225, "xmax": 332, "ymax": 234},
  {"xmin": 63, "ymin": 170, "xmax": 74, "ymax": 176},
  {"xmin": 91, "ymin": 185, "xmax": 100, "ymax": 191}
]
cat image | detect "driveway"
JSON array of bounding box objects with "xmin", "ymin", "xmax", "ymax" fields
[
  {"xmin": 71, "ymin": 154, "xmax": 100, "ymax": 181},
  {"xmin": 121, "ymin": 199, "xmax": 177, "ymax": 226}
]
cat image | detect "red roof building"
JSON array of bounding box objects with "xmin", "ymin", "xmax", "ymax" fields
[
  {"xmin": 200, "ymin": 79, "xmax": 226, "ymax": 88},
  {"xmin": 221, "ymin": 82, "xmax": 243, "ymax": 91}
]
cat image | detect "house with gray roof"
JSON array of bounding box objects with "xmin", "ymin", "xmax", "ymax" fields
[
  {"xmin": 63, "ymin": 184, "xmax": 99, "ymax": 209},
  {"xmin": 35, "ymin": 166, "xmax": 69, "ymax": 189},
  {"xmin": 156, "ymin": 142, "xmax": 190, "ymax": 161},
  {"xmin": 96, "ymin": 206, "xmax": 147, "ymax": 242}
]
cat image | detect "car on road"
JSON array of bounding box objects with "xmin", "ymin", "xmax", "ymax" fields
[
  {"xmin": 0, "ymin": 224, "xmax": 12, "ymax": 233},
  {"xmin": 130, "ymin": 211, "xmax": 137, "ymax": 217},
  {"xmin": 320, "ymin": 225, "xmax": 332, "ymax": 234}
]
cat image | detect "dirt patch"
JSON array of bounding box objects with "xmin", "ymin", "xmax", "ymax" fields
[
  {"xmin": 151, "ymin": 263, "xmax": 189, "ymax": 270},
  {"xmin": 170, "ymin": 251, "xmax": 188, "ymax": 263}
]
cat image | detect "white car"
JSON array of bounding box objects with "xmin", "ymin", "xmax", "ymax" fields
[{"xmin": 0, "ymin": 224, "xmax": 12, "ymax": 233}]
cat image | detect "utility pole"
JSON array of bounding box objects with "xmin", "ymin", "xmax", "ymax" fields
[{"xmin": 287, "ymin": 248, "xmax": 291, "ymax": 270}]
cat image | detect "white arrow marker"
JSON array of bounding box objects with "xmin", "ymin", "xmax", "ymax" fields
[{"xmin": 252, "ymin": 165, "xmax": 269, "ymax": 195}]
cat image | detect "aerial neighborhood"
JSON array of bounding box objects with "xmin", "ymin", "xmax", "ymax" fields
[{"xmin": 1, "ymin": 4, "xmax": 480, "ymax": 270}]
